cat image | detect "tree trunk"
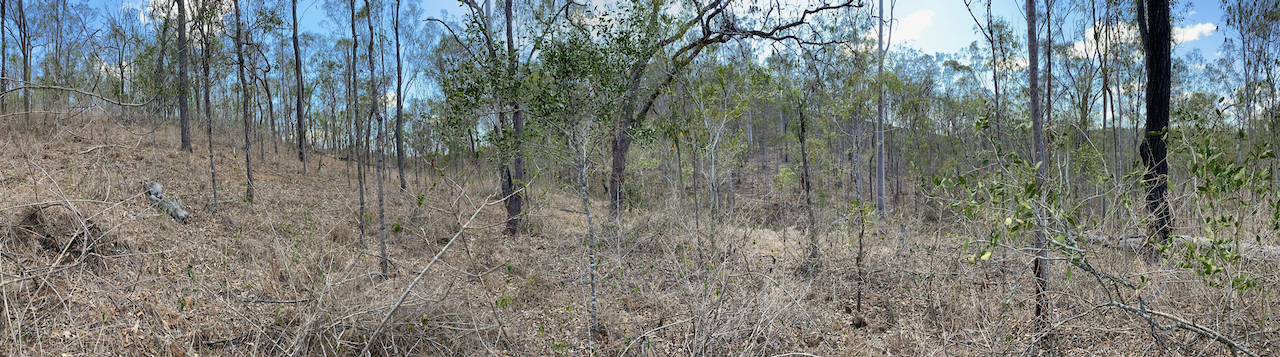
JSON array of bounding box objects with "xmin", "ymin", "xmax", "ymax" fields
[
  {"xmin": 178, "ymin": 0, "xmax": 191, "ymax": 152},
  {"xmin": 800, "ymin": 105, "xmax": 817, "ymax": 263},
  {"xmin": 501, "ymin": 0, "xmax": 525, "ymax": 235},
  {"xmin": 366, "ymin": 0, "xmax": 388, "ymax": 276},
  {"xmin": 202, "ymin": 2, "xmax": 217, "ymax": 214},
  {"xmin": 394, "ymin": 0, "xmax": 405, "ymax": 191},
  {"xmin": 875, "ymin": 0, "xmax": 887, "ymax": 217},
  {"xmin": 1138, "ymin": 0, "xmax": 1172, "ymax": 249},
  {"xmin": 351, "ymin": 0, "xmax": 366, "ymax": 245},
  {"xmin": 1026, "ymin": 0, "xmax": 1051, "ymax": 351},
  {"xmin": 293, "ymin": 0, "xmax": 307, "ymax": 173},
  {"xmin": 3, "ymin": 0, "xmax": 9, "ymax": 115},
  {"xmin": 234, "ymin": 0, "xmax": 254, "ymax": 203},
  {"xmin": 18, "ymin": 0, "xmax": 28, "ymax": 123}
]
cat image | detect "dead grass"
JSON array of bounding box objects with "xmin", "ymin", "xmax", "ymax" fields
[{"xmin": 0, "ymin": 113, "xmax": 1278, "ymax": 356}]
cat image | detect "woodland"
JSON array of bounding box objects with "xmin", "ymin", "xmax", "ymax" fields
[{"xmin": 1, "ymin": 0, "xmax": 1279, "ymax": 355}]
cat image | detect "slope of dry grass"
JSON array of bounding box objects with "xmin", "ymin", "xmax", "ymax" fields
[{"xmin": 2, "ymin": 115, "xmax": 1278, "ymax": 356}]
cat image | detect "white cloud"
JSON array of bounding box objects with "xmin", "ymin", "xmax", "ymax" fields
[
  {"xmin": 896, "ymin": 10, "xmax": 934, "ymax": 42},
  {"xmin": 1068, "ymin": 23, "xmax": 1139, "ymax": 58},
  {"xmin": 1174, "ymin": 23, "xmax": 1215, "ymax": 43}
]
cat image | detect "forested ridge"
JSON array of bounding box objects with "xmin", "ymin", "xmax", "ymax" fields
[{"xmin": 1, "ymin": 0, "xmax": 1279, "ymax": 355}]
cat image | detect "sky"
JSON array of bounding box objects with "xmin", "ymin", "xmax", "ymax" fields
[
  {"xmin": 888, "ymin": 0, "xmax": 1225, "ymax": 59},
  {"xmin": 82, "ymin": 0, "xmax": 1228, "ymax": 62},
  {"xmin": 420, "ymin": 0, "xmax": 1227, "ymax": 60}
]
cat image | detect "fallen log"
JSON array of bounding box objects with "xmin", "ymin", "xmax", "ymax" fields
[
  {"xmin": 144, "ymin": 180, "xmax": 188, "ymax": 224},
  {"xmin": 1081, "ymin": 234, "xmax": 1280, "ymax": 262}
]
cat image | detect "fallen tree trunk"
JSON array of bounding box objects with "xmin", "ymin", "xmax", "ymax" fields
[
  {"xmin": 1082, "ymin": 234, "xmax": 1280, "ymax": 262},
  {"xmin": 144, "ymin": 180, "xmax": 188, "ymax": 224}
]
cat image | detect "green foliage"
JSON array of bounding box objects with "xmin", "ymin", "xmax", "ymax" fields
[
  {"xmin": 773, "ymin": 167, "xmax": 798, "ymax": 197},
  {"xmin": 1173, "ymin": 126, "xmax": 1273, "ymax": 291}
]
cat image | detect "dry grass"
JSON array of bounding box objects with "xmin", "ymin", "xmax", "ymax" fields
[{"xmin": 1, "ymin": 113, "xmax": 1278, "ymax": 356}]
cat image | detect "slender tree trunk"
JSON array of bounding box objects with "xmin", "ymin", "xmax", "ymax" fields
[
  {"xmin": 366, "ymin": 0, "xmax": 388, "ymax": 276},
  {"xmin": 875, "ymin": 0, "xmax": 887, "ymax": 217},
  {"xmin": 293, "ymin": 0, "xmax": 307, "ymax": 173},
  {"xmin": 1026, "ymin": 0, "xmax": 1051, "ymax": 351},
  {"xmin": 203, "ymin": 4, "xmax": 217, "ymax": 214},
  {"xmin": 351, "ymin": 0, "xmax": 366, "ymax": 245},
  {"xmin": 234, "ymin": 0, "xmax": 254, "ymax": 203},
  {"xmin": 178, "ymin": 0, "xmax": 191, "ymax": 152},
  {"xmin": 260, "ymin": 74, "xmax": 273, "ymax": 160},
  {"xmin": 500, "ymin": 0, "xmax": 525, "ymax": 235},
  {"xmin": 575, "ymin": 124, "xmax": 599, "ymax": 337},
  {"xmin": 18, "ymin": 0, "xmax": 28, "ymax": 123},
  {"xmin": 1138, "ymin": 0, "xmax": 1172, "ymax": 249},
  {"xmin": 800, "ymin": 105, "xmax": 817, "ymax": 263},
  {"xmin": 394, "ymin": 0, "xmax": 406, "ymax": 191},
  {"xmin": 2, "ymin": 0, "xmax": 8, "ymax": 115},
  {"xmin": 986, "ymin": 0, "xmax": 1004, "ymax": 146}
]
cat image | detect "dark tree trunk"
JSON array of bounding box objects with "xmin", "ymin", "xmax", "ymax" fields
[
  {"xmin": 234, "ymin": 0, "xmax": 254, "ymax": 203},
  {"xmin": 178, "ymin": 0, "xmax": 191, "ymax": 152},
  {"xmin": 394, "ymin": 0, "xmax": 405, "ymax": 191},
  {"xmin": 1, "ymin": 0, "xmax": 6, "ymax": 115},
  {"xmin": 499, "ymin": 0, "xmax": 524, "ymax": 235},
  {"xmin": 351, "ymin": 0, "xmax": 365, "ymax": 245},
  {"xmin": 1026, "ymin": 0, "xmax": 1051, "ymax": 351},
  {"xmin": 293, "ymin": 0, "xmax": 307, "ymax": 173},
  {"xmin": 18, "ymin": 0, "xmax": 28, "ymax": 123},
  {"xmin": 1137, "ymin": 0, "xmax": 1172, "ymax": 248},
  {"xmin": 202, "ymin": 2, "xmax": 217, "ymax": 214},
  {"xmin": 799, "ymin": 105, "xmax": 817, "ymax": 263}
]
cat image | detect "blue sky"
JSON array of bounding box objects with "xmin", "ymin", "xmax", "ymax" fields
[
  {"xmin": 888, "ymin": 0, "xmax": 1224, "ymax": 59},
  {"xmin": 421, "ymin": 0, "xmax": 1227, "ymax": 60},
  {"xmin": 85, "ymin": 0, "xmax": 1226, "ymax": 61}
]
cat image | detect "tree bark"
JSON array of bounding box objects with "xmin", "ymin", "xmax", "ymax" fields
[
  {"xmin": 178, "ymin": 0, "xmax": 191, "ymax": 152},
  {"xmin": 1137, "ymin": 0, "xmax": 1172, "ymax": 249},
  {"xmin": 293, "ymin": 0, "xmax": 307, "ymax": 173},
  {"xmin": 366, "ymin": 0, "xmax": 388, "ymax": 276},
  {"xmin": 3, "ymin": 0, "xmax": 9, "ymax": 115},
  {"xmin": 799, "ymin": 104, "xmax": 817, "ymax": 263},
  {"xmin": 202, "ymin": 0, "xmax": 217, "ymax": 214},
  {"xmin": 1026, "ymin": 0, "xmax": 1051, "ymax": 351},
  {"xmin": 500, "ymin": 0, "xmax": 525, "ymax": 235},
  {"xmin": 234, "ymin": 0, "xmax": 254, "ymax": 203},
  {"xmin": 875, "ymin": 0, "xmax": 887, "ymax": 217},
  {"xmin": 394, "ymin": 0, "xmax": 406, "ymax": 191},
  {"xmin": 18, "ymin": 0, "xmax": 28, "ymax": 123},
  {"xmin": 351, "ymin": 0, "xmax": 366, "ymax": 245}
]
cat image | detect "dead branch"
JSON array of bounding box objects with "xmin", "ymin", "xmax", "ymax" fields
[
  {"xmin": 0, "ymin": 84, "xmax": 153, "ymax": 107},
  {"xmin": 359, "ymin": 191, "xmax": 500, "ymax": 357},
  {"xmin": 1103, "ymin": 301, "xmax": 1259, "ymax": 357}
]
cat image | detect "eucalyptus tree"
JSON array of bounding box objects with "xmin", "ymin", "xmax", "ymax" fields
[
  {"xmin": 1, "ymin": 0, "xmax": 6, "ymax": 115},
  {"xmin": 1137, "ymin": 0, "xmax": 1172, "ymax": 248},
  {"xmin": 1026, "ymin": 0, "xmax": 1050, "ymax": 349},
  {"xmin": 430, "ymin": 0, "xmax": 577, "ymax": 235},
  {"xmin": 393, "ymin": 0, "xmax": 405, "ymax": 190},
  {"xmin": 532, "ymin": 27, "xmax": 618, "ymax": 338},
  {"xmin": 292, "ymin": 0, "xmax": 306, "ymax": 172},
  {"xmin": 198, "ymin": 0, "xmax": 222, "ymax": 213},
  {"xmin": 179, "ymin": 0, "xmax": 191, "ymax": 151},
  {"xmin": 14, "ymin": 0, "xmax": 30, "ymax": 121},
  {"xmin": 602, "ymin": 0, "xmax": 868, "ymax": 219},
  {"xmin": 234, "ymin": 0, "xmax": 255, "ymax": 203}
]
